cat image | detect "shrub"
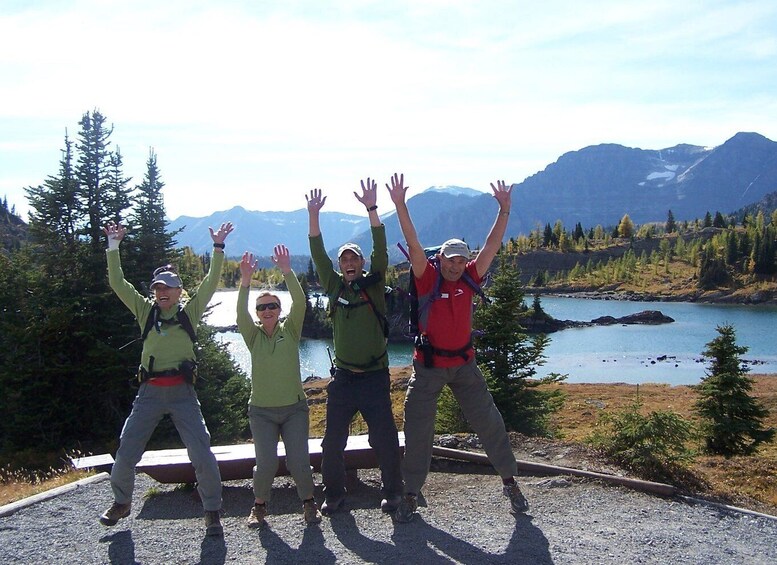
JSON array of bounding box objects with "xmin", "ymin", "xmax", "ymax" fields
[{"xmin": 589, "ymin": 396, "xmax": 695, "ymax": 481}]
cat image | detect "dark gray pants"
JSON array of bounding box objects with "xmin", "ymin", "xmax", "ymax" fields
[{"xmin": 321, "ymin": 368, "xmax": 403, "ymax": 501}]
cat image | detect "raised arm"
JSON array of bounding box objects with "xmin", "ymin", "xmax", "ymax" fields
[
  {"xmin": 475, "ymin": 180, "xmax": 513, "ymax": 278},
  {"xmin": 306, "ymin": 188, "xmax": 326, "ymax": 237},
  {"xmin": 273, "ymin": 244, "xmax": 305, "ymax": 335},
  {"xmin": 386, "ymin": 173, "xmax": 427, "ymax": 279},
  {"xmin": 237, "ymin": 251, "xmax": 259, "ymax": 342},
  {"xmin": 353, "ymin": 177, "xmax": 381, "ymax": 228}
]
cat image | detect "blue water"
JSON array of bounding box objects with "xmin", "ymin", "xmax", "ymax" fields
[
  {"xmin": 207, "ymin": 290, "xmax": 777, "ymax": 385},
  {"xmin": 538, "ymin": 296, "xmax": 777, "ymax": 385}
]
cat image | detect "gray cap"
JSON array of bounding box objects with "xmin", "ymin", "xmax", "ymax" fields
[
  {"xmin": 338, "ymin": 243, "xmax": 364, "ymax": 259},
  {"xmin": 440, "ymin": 239, "xmax": 470, "ymax": 258},
  {"xmin": 150, "ymin": 271, "xmax": 182, "ymax": 289}
]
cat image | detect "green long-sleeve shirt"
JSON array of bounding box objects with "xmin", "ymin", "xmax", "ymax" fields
[
  {"xmin": 237, "ymin": 271, "xmax": 307, "ymax": 407},
  {"xmin": 107, "ymin": 249, "xmax": 224, "ymax": 372},
  {"xmin": 309, "ymin": 225, "xmax": 388, "ymax": 371}
]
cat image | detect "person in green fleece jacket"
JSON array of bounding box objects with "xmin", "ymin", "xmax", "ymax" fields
[
  {"xmin": 237, "ymin": 244, "xmax": 321, "ymax": 528},
  {"xmin": 306, "ymin": 179, "xmax": 403, "ymax": 516},
  {"xmin": 99, "ymin": 220, "xmax": 233, "ymax": 537}
]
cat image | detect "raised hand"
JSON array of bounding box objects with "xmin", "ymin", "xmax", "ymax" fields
[
  {"xmin": 210, "ymin": 222, "xmax": 234, "ymax": 244},
  {"xmin": 306, "ymin": 188, "xmax": 327, "ymax": 214},
  {"xmin": 385, "ymin": 173, "xmax": 408, "ymax": 206},
  {"xmin": 272, "ymin": 244, "xmax": 292, "ymax": 274},
  {"xmin": 354, "ymin": 177, "xmax": 377, "ymax": 209},
  {"xmin": 240, "ymin": 252, "xmax": 258, "ymax": 286},
  {"xmin": 103, "ymin": 221, "xmax": 127, "ymax": 249},
  {"xmin": 490, "ymin": 180, "xmax": 513, "ymax": 211}
]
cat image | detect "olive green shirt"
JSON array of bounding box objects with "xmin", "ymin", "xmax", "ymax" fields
[
  {"xmin": 106, "ymin": 249, "xmax": 224, "ymax": 372},
  {"xmin": 237, "ymin": 271, "xmax": 307, "ymax": 407},
  {"xmin": 309, "ymin": 225, "xmax": 388, "ymax": 371}
]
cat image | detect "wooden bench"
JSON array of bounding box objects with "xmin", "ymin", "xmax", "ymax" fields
[{"xmin": 72, "ymin": 433, "xmax": 405, "ymax": 484}]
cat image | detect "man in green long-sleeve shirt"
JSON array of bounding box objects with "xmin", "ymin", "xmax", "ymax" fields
[{"xmin": 306, "ymin": 179, "xmax": 403, "ymax": 516}]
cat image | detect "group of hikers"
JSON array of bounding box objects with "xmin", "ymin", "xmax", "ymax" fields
[{"xmin": 99, "ymin": 173, "xmax": 529, "ymax": 537}]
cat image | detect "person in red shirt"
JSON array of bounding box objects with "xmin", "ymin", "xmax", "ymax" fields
[{"xmin": 386, "ymin": 173, "xmax": 529, "ymax": 523}]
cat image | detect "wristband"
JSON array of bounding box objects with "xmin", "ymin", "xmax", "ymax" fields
[
  {"xmin": 107, "ymin": 237, "xmax": 120, "ymax": 251},
  {"xmin": 499, "ymin": 211, "xmax": 510, "ymax": 217},
  {"xmin": 213, "ymin": 242, "xmax": 225, "ymax": 249},
  {"xmin": 366, "ymin": 205, "xmax": 378, "ymax": 212}
]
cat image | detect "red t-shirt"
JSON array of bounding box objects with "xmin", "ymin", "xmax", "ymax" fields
[{"xmin": 414, "ymin": 259, "xmax": 482, "ymax": 368}]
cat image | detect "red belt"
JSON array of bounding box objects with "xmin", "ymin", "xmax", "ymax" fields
[{"xmin": 148, "ymin": 375, "xmax": 185, "ymax": 387}]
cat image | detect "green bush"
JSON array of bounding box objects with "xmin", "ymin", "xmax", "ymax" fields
[{"xmin": 588, "ymin": 397, "xmax": 696, "ymax": 481}]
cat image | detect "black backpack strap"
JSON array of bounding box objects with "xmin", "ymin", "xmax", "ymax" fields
[
  {"xmin": 141, "ymin": 304, "xmax": 196, "ymax": 344},
  {"xmin": 176, "ymin": 307, "xmax": 197, "ymax": 343}
]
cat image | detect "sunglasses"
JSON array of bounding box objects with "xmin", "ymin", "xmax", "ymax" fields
[{"xmin": 256, "ymin": 303, "xmax": 281, "ymax": 312}]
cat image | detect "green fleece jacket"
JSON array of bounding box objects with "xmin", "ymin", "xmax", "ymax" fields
[
  {"xmin": 107, "ymin": 249, "xmax": 224, "ymax": 372},
  {"xmin": 237, "ymin": 271, "xmax": 307, "ymax": 407},
  {"xmin": 309, "ymin": 225, "xmax": 388, "ymax": 371}
]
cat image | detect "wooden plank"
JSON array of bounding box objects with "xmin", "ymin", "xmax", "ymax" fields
[
  {"xmin": 137, "ymin": 433, "xmax": 405, "ymax": 484},
  {"xmin": 70, "ymin": 453, "xmax": 115, "ymax": 471}
]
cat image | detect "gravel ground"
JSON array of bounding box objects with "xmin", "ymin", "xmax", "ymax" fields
[{"xmin": 1, "ymin": 457, "xmax": 776, "ymax": 565}]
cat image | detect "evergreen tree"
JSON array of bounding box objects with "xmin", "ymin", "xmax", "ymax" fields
[
  {"xmin": 697, "ymin": 244, "xmax": 729, "ymax": 289},
  {"xmin": 472, "ymin": 254, "xmax": 565, "ymax": 435},
  {"xmin": 712, "ymin": 211, "xmax": 726, "ymax": 229},
  {"xmin": 702, "ymin": 211, "xmax": 713, "ymax": 228},
  {"xmin": 694, "ymin": 325, "xmax": 775, "ymax": 456},
  {"xmin": 665, "ymin": 210, "xmax": 676, "ymax": 233},
  {"xmin": 126, "ymin": 149, "xmax": 177, "ymax": 286}
]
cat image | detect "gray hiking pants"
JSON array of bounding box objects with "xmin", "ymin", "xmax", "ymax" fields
[
  {"xmin": 401, "ymin": 359, "xmax": 517, "ymax": 495},
  {"xmin": 110, "ymin": 382, "xmax": 222, "ymax": 511}
]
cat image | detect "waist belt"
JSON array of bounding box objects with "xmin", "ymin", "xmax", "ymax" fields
[
  {"xmin": 148, "ymin": 374, "xmax": 185, "ymax": 387},
  {"xmin": 415, "ymin": 335, "xmax": 472, "ymax": 368}
]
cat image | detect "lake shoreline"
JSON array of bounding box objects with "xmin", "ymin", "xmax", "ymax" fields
[{"xmin": 533, "ymin": 286, "xmax": 777, "ymax": 305}]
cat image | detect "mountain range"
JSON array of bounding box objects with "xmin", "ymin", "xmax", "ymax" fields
[{"xmin": 168, "ymin": 132, "xmax": 777, "ymax": 264}]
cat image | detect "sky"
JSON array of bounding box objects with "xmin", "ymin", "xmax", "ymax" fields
[{"xmin": 2, "ymin": 0, "xmax": 777, "ymax": 221}]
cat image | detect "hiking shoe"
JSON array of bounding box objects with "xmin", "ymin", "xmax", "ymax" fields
[
  {"xmin": 247, "ymin": 504, "xmax": 266, "ymax": 529},
  {"xmin": 320, "ymin": 496, "xmax": 344, "ymax": 516},
  {"xmin": 380, "ymin": 494, "xmax": 402, "ymax": 513},
  {"xmin": 99, "ymin": 502, "xmax": 131, "ymax": 526},
  {"xmin": 205, "ymin": 510, "xmax": 223, "ymax": 536},
  {"xmin": 393, "ymin": 494, "xmax": 417, "ymax": 523},
  {"xmin": 503, "ymin": 481, "xmax": 529, "ymax": 514},
  {"xmin": 303, "ymin": 499, "xmax": 322, "ymax": 524}
]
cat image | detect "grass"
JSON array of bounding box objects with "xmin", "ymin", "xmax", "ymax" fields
[
  {"xmin": 3, "ymin": 369, "xmax": 775, "ymax": 517},
  {"xmin": 539, "ymin": 374, "xmax": 777, "ymax": 514}
]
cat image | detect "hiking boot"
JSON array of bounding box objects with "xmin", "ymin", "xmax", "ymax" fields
[
  {"xmin": 99, "ymin": 502, "xmax": 131, "ymax": 526},
  {"xmin": 247, "ymin": 503, "xmax": 266, "ymax": 529},
  {"xmin": 320, "ymin": 496, "xmax": 344, "ymax": 516},
  {"xmin": 380, "ymin": 494, "xmax": 402, "ymax": 513},
  {"xmin": 503, "ymin": 481, "xmax": 529, "ymax": 514},
  {"xmin": 393, "ymin": 494, "xmax": 417, "ymax": 523},
  {"xmin": 204, "ymin": 510, "xmax": 223, "ymax": 536},
  {"xmin": 303, "ymin": 499, "xmax": 322, "ymax": 524}
]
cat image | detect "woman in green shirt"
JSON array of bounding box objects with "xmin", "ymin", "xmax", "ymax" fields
[{"xmin": 237, "ymin": 244, "xmax": 321, "ymax": 528}]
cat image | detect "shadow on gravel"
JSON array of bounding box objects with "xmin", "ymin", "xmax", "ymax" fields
[
  {"xmin": 200, "ymin": 534, "xmax": 226, "ymax": 564},
  {"xmin": 392, "ymin": 515, "xmax": 552, "ymax": 565},
  {"xmin": 259, "ymin": 523, "xmax": 337, "ymax": 564},
  {"xmin": 100, "ymin": 530, "xmax": 139, "ymax": 564}
]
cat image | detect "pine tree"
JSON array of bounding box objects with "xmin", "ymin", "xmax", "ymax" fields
[
  {"xmin": 471, "ymin": 254, "xmax": 565, "ymax": 434},
  {"xmin": 126, "ymin": 149, "xmax": 178, "ymax": 285},
  {"xmin": 694, "ymin": 325, "xmax": 775, "ymax": 456},
  {"xmin": 665, "ymin": 210, "xmax": 676, "ymax": 233}
]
